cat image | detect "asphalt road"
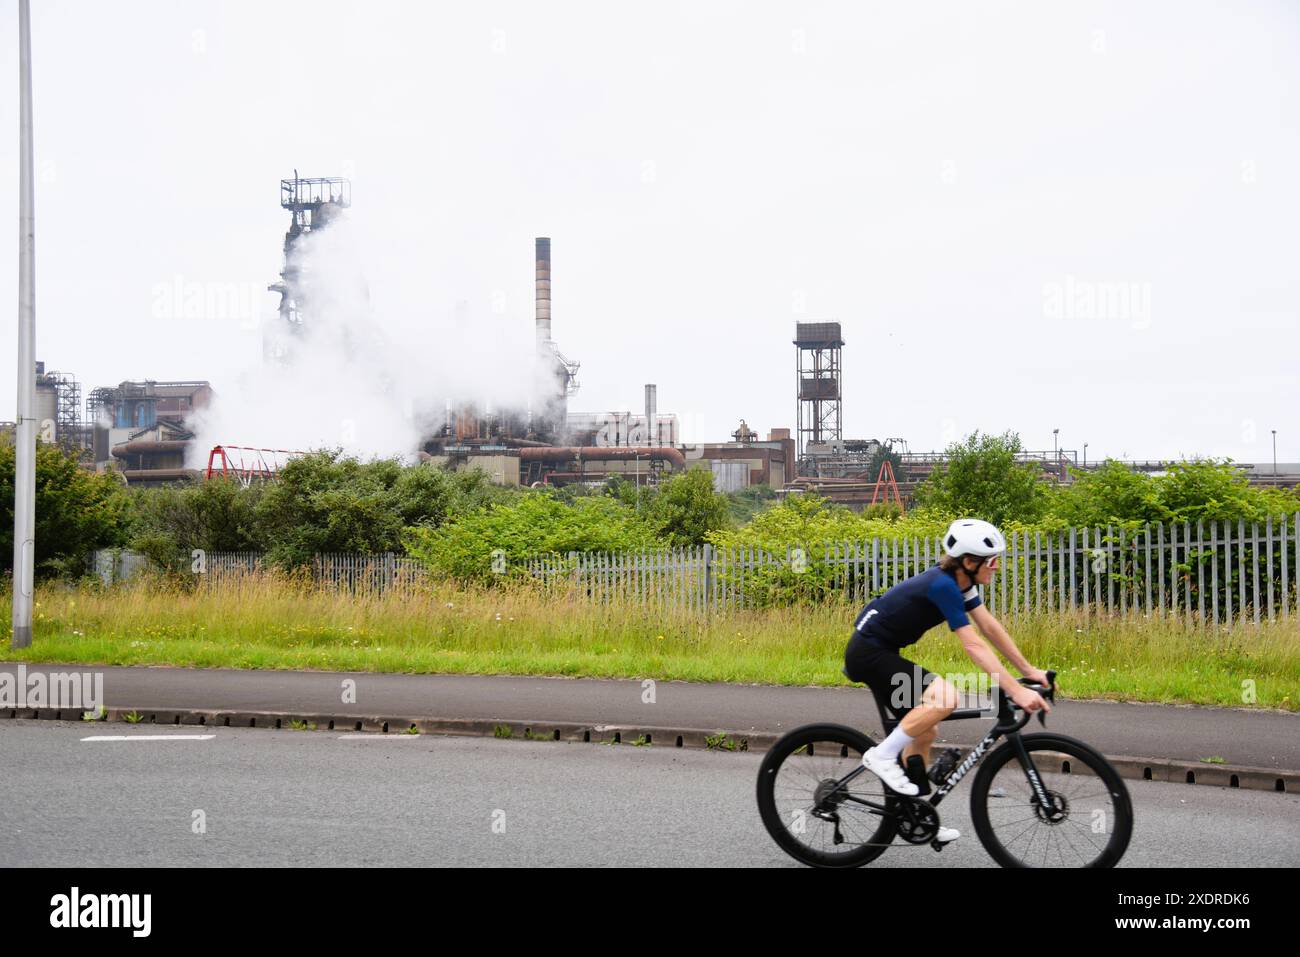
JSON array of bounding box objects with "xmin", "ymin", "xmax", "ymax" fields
[
  {"xmin": 1, "ymin": 720, "xmax": 1296, "ymax": 867},
  {"xmin": 5, "ymin": 664, "xmax": 1298, "ymax": 769}
]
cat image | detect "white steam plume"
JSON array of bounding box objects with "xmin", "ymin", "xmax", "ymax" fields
[{"xmin": 187, "ymin": 212, "xmax": 542, "ymax": 468}]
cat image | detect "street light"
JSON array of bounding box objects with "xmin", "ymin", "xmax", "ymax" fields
[
  {"xmin": 1084, "ymin": 443, "xmax": 1088, "ymax": 468},
  {"xmin": 1273, "ymin": 430, "xmax": 1278, "ymax": 476},
  {"xmin": 1053, "ymin": 428, "xmax": 1060, "ymax": 481},
  {"xmin": 12, "ymin": 0, "xmax": 37, "ymax": 650}
]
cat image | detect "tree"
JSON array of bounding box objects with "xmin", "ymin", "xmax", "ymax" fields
[
  {"xmin": 1050, "ymin": 459, "xmax": 1167, "ymax": 527},
  {"xmin": 1155, "ymin": 459, "xmax": 1298, "ymax": 523},
  {"xmin": 252, "ymin": 450, "xmax": 510, "ymax": 567},
  {"xmin": 1046, "ymin": 458, "xmax": 1300, "ymax": 527},
  {"xmin": 912, "ymin": 430, "xmax": 1049, "ymax": 527},
  {"xmin": 863, "ymin": 443, "xmax": 903, "ymax": 486},
  {"xmin": 646, "ymin": 466, "xmax": 732, "ymax": 546},
  {"xmin": 0, "ymin": 441, "xmax": 133, "ymax": 577}
]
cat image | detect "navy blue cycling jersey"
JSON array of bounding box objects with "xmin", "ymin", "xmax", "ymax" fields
[{"xmin": 852, "ymin": 564, "xmax": 982, "ymax": 650}]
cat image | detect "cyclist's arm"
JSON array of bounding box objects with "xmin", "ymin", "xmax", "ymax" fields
[
  {"xmin": 952, "ymin": 624, "xmax": 1020, "ymax": 698},
  {"xmin": 929, "ymin": 575, "xmax": 1042, "ymax": 705},
  {"xmin": 969, "ymin": 604, "xmax": 1034, "ymax": 677}
]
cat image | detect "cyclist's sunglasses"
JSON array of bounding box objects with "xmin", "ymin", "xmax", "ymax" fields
[{"xmin": 976, "ymin": 555, "xmax": 1001, "ymax": 570}]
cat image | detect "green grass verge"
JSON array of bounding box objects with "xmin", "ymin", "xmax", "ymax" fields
[{"xmin": 3, "ymin": 574, "xmax": 1296, "ymax": 710}]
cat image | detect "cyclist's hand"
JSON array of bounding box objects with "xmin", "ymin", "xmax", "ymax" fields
[
  {"xmin": 1022, "ymin": 667, "xmax": 1052, "ymax": 688},
  {"xmin": 1012, "ymin": 685, "xmax": 1051, "ymax": 714}
]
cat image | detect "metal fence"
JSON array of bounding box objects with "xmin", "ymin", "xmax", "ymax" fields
[
  {"xmin": 92, "ymin": 549, "xmax": 151, "ymax": 586},
  {"xmin": 523, "ymin": 514, "xmax": 1300, "ymax": 627},
  {"xmin": 88, "ymin": 515, "xmax": 1300, "ymax": 626},
  {"xmin": 310, "ymin": 552, "xmax": 426, "ymax": 593},
  {"xmin": 91, "ymin": 550, "xmax": 427, "ymax": 595},
  {"xmin": 204, "ymin": 551, "xmax": 262, "ymax": 578}
]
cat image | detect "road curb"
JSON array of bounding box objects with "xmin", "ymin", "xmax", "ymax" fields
[{"xmin": 4, "ymin": 705, "xmax": 1294, "ymax": 793}]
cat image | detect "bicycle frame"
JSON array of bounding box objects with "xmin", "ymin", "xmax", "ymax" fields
[{"xmin": 822, "ymin": 685, "xmax": 1061, "ymax": 820}]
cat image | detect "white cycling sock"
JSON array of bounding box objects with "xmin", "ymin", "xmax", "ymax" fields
[{"xmin": 874, "ymin": 725, "xmax": 914, "ymax": 762}]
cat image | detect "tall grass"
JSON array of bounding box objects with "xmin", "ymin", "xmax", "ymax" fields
[{"xmin": 3, "ymin": 571, "xmax": 1296, "ymax": 710}]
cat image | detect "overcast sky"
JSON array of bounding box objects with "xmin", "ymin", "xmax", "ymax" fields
[{"xmin": 1, "ymin": 0, "xmax": 1297, "ymax": 465}]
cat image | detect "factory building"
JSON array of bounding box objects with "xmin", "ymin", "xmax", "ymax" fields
[
  {"xmin": 531, "ymin": 237, "xmax": 581, "ymax": 444},
  {"xmin": 417, "ymin": 230, "xmax": 694, "ymax": 489},
  {"xmin": 2, "ymin": 362, "xmax": 212, "ymax": 485},
  {"xmin": 683, "ymin": 426, "xmax": 796, "ymax": 493},
  {"xmin": 95, "ymin": 380, "xmax": 213, "ymax": 484},
  {"xmin": 423, "ymin": 419, "xmax": 795, "ymax": 493},
  {"xmin": 33, "ymin": 361, "xmax": 89, "ymax": 456},
  {"xmin": 266, "ymin": 173, "xmax": 352, "ymax": 364}
]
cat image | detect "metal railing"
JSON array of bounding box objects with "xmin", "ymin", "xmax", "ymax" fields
[
  {"xmin": 91, "ymin": 549, "xmax": 427, "ymax": 595},
  {"xmin": 523, "ymin": 514, "xmax": 1300, "ymax": 627},
  {"xmin": 90, "ymin": 513, "xmax": 1300, "ymax": 627},
  {"xmin": 310, "ymin": 552, "xmax": 426, "ymax": 593}
]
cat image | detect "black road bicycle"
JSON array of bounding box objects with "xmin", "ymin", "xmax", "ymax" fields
[{"xmin": 756, "ymin": 670, "xmax": 1133, "ymax": 868}]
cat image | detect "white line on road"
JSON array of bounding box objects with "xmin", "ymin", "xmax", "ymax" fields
[{"xmin": 81, "ymin": 735, "xmax": 216, "ymax": 742}]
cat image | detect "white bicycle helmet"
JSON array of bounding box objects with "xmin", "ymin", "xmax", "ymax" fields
[{"xmin": 943, "ymin": 518, "xmax": 1007, "ymax": 559}]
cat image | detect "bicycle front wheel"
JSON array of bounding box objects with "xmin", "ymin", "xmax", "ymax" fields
[
  {"xmin": 756, "ymin": 723, "xmax": 899, "ymax": 868},
  {"xmin": 970, "ymin": 733, "xmax": 1133, "ymax": 868}
]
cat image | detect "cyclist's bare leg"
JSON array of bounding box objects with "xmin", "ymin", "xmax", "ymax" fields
[
  {"xmin": 898, "ymin": 677, "xmax": 957, "ymax": 764},
  {"xmin": 902, "ymin": 726, "xmax": 937, "ymax": 767}
]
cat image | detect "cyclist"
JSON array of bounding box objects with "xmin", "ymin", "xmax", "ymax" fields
[{"xmin": 844, "ymin": 518, "xmax": 1052, "ymax": 844}]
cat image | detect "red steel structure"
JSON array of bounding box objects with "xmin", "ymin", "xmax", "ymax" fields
[
  {"xmin": 869, "ymin": 459, "xmax": 904, "ymax": 511},
  {"xmin": 205, "ymin": 445, "xmax": 304, "ymax": 486}
]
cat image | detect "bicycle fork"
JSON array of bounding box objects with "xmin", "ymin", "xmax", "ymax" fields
[{"xmin": 1010, "ymin": 735, "xmax": 1064, "ymax": 819}]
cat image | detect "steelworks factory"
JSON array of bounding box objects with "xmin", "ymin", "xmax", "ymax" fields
[
  {"xmin": 267, "ymin": 175, "xmax": 794, "ymax": 492},
  {"xmin": 417, "ymin": 233, "xmax": 795, "ymax": 492},
  {"xmin": 13, "ymin": 174, "xmax": 798, "ymax": 498},
  {"xmin": 8, "ymin": 174, "xmax": 1295, "ymax": 505}
]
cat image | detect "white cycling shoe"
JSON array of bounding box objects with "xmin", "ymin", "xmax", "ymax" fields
[
  {"xmin": 936, "ymin": 826, "xmax": 960, "ymax": 844},
  {"xmin": 861, "ymin": 747, "xmax": 919, "ymax": 796}
]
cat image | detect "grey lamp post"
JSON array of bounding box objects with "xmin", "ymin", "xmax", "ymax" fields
[{"xmin": 12, "ymin": 0, "xmax": 36, "ymax": 649}]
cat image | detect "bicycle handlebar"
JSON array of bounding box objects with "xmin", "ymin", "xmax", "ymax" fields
[{"xmin": 1007, "ymin": 669, "xmax": 1057, "ymax": 729}]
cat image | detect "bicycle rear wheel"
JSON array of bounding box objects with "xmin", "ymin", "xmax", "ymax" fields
[
  {"xmin": 970, "ymin": 733, "xmax": 1133, "ymax": 868},
  {"xmin": 756, "ymin": 723, "xmax": 898, "ymax": 868}
]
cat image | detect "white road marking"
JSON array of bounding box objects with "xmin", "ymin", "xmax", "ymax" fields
[{"xmin": 81, "ymin": 734, "xmax": 216, "ymax": 742}]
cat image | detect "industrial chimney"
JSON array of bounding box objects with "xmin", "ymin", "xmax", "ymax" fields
[
  {"xmin": 535, "ymin": 237, "xmax": 551, "ymax": 346},
  {"xmin": 645, "ymin": 384, "xmax": 657, "ymax": 447}
]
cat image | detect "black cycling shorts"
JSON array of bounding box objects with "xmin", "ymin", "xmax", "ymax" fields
[{"xmin": 844, "ymin": 629, "xmax": 937, "ymax": 720}]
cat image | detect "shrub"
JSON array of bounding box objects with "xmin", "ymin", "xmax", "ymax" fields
[
  {"xmin": 130, "ymin": 475, "xmax": 265, "ymax": 571},
  {"xmin": 253, "ymin": 450, "xmax": 511, "ymax": 568},
  {"xmin": 405, "ymin": 489, "xmax": 658, "ymax": 583},
  {"xmin": 0, "ymin": 441, "xmax": 133, "ymax": 578}
]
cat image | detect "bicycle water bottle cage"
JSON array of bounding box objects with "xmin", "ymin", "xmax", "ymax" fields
[{"xmin": 928, "ymin": 747, "xmax": 961, "ymax": 784}]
